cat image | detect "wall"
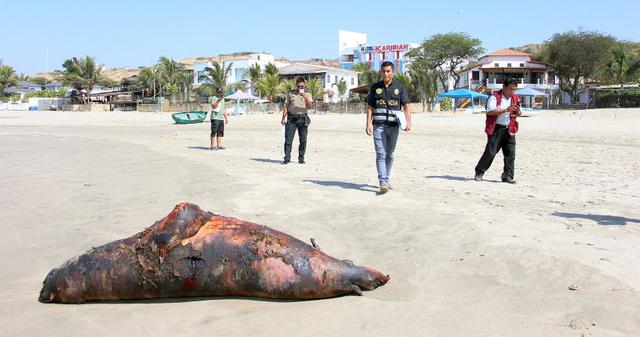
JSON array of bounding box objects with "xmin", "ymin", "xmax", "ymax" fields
[{"xmin": 62, "ymin": 104, "xmax": 110, "ymax": 112}]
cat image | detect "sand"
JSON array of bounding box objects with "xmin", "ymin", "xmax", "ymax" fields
[{"xmin": 0, "ymin": 108, "xmax": 639, "ymax": 337}]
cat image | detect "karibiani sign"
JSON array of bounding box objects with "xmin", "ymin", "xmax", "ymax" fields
[{"xmin": 361, "ymin": 44, "xmax": 411, "ymax": 53}]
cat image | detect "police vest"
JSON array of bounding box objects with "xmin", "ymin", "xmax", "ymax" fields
[{"xmin": 371, "ymin": 83, "xmax": 403, "ymax": 125}]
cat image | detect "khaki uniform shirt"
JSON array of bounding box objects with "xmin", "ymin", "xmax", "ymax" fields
[{"xmin": 285, "ymin": 92, "xmax": 310, "ymax": 116}]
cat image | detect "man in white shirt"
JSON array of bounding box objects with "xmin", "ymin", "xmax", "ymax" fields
[{"xmin": 474, "ymin": 79, "xmax": 522, "ymax": 184}]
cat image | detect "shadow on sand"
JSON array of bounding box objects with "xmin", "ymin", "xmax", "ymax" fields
[
  {"xmin": 303, "ymin": 179, "xmax": 379, "ymax": 194},
  {"xmin": 250, "ymin": 158, "xmax": 283, "ymax": 164},
  {"xmin": 425, "ymin": 175, "xmax": 501, "ymax": 183},
  {"xmin": 551, "ymin": 212, "xmax": 640, "ymax": 226},
  {"xmin": 188, "ymin": 146, "xmax": 213, "ymax": 151}
]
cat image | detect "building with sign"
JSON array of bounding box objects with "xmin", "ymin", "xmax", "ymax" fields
[{"xmin": 338, "ymin": 30, "xmax": 418, "ymax": 73}]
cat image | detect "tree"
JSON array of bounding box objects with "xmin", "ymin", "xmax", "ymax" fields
[
  {"xmin": 264, "ymin": 62, "xmax": 279, "ymax": 77},
  {"xmin": 0, "ymin": 60, "xmax": 18, "ymax": 97},
  {"xmin": 177, "ymin": 70, "xmax": 193, "ymax": 102},
  {"xmin": 394, "ymin": 73, "xmax": 416, "ymax": 101},
  {"xmin": 306, "ymin": 79, "xmax": 324, "ymax": 100},
  {"xmin": 30, "ymin": 77, "xmax": 51, "ymax": 86},
  {"xmin": 352, "ymin": 63, "xmax": 380, "ymax": 87},
  {"xmin": 156, "ymin": 56, "xmax": 191, "ymax": 101},
  {"xmin": 408, "ymin": 66, "xmax": 439, "ymax": 111},
  {"xmin": 406, "ymin": 32, "xmax": 484, "ymax": 90},
  {"xmin": 55, "ymin": 56, "xmax": 107, "ymax": 93},
  {"xmin": 199, "ymin": 61, "xmax": 233, "ymax": 92},
  {"xmin": 600, "ymin": 43, "xmax": 640, "ymax": 106},
  {"xmin": 332, "ymin": 79, "xmax": 348, "ymax": 101},
  {"xmin": 332, "ymin": 79, "xmax": 349, "ymax": 112},
  {"xmin": 540, "ymin": 31, "xmax": 616, "ymax": 103},
  {"xmin": 255, "ymin": 72, "xmax": 282, "ymax": 102},
  {"xmin": 244, "ymin": 63, "xmax": 263, "ymax": 96},
  {"xmin": 138, "ymin": 66, "xmax": 161, "ymax": 98},
  {"xmin": 280, "ymin": 78, "xmax": 296, "ymax": 92}
]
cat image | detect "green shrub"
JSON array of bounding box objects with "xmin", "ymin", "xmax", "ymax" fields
[{"xmin": 595, "ymin": 89, "xmax": 640, "ymax": 108}]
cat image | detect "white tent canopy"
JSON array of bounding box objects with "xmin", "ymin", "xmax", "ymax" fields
[
  {"xmin": 224, "ymin": 90, "xmax": 264, "ymax": 115},
  {"xmin": 225, "ymin": 90, "xmax": 260, "ymax": 100}
]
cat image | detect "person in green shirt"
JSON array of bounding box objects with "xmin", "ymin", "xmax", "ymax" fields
[{"xmin": 210, "ymin": 88, "xmax": 228, "ymax": 150}]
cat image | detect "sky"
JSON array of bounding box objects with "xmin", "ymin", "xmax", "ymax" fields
[{"xmin": 1, "ymin": 0, "xmax": 639, "ymax": 75}]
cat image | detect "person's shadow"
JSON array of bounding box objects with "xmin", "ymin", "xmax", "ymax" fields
[
  {"xmin": 551, "ymin": 212, "xmax": 640, "ymax": 226},
  {"xmin": 250, "ymin": 158, "xmax": 282, "ymax": 164},
  {"xmin": 303, "ymin": 180, "xmax": 379, "ymax": 193},
  {"xmin": 425, "ymin": 175, "xmax": 500, "ymax": 183},
  {"xmin": 188, "ymin": 146, "xmax": 212, "ymax": 151}
]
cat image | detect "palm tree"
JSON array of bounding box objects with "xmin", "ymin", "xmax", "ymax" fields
[
  {"xmin": 264, "ymin": 62, "xmax": 279, "ymax": 77},
  {"xmin": 177, "ymin": 70, "xmax": 193, "ymax": 102},
  {"xmin": 55, "ymin": 56, "xmax": 106, "ymax": 93},
  {"xmin": 280, "ymin": 78, "xmax": 296, "ymax": 92},
  {"xmin": 244, "ymin": 63, "xmax": 263, "ymax": 96},
  {"xmin": 306, "ymin": 78, "xmax": 324, "ymax": 100},
  {"xmin": 138, "ymin": 66, "xmax": 161, "ymax": 98},
  {"xmin": 156, "ymin": 56, "xmax": 190, "ymax": 101},
  {"xmin": 602, "ymin": 44, "xmax": 640, "ymax": 106},
  {"xmin": 0, "ymin": 60, "xmax": 18, "ymax": 97},
  {"xmin": 255, "ymin": 72, "xmax": 282, "ymax": 102},
  {"xmin": 199, "ymin": 61, "xmax": 233, "ymax": 93},
  {"xmin": 352, "ymin": 63, "xmax": 380, "ymax": 87}
]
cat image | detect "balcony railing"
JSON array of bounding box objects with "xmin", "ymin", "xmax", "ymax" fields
[{"xmin": 481, "ymin": 78, "xmax": 558, "ymax": 90}]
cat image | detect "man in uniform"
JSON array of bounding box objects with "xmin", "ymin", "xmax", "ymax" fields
[
  {"xmin": 366, "ymin": 61, "xmax": 412, "ymax": 193},
  {"xmin": 281, "ymin": 77, "xmax": 313, "ymax": 164}
]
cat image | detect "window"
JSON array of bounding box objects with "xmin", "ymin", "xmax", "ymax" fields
[
  {"xmin": 472, "ymin": 71, "xmax": 480, "ymax": 81},
  {"xmin": 257, "ymin": 55, "xmax": 260, "ymax": 60},
  {"xmin": 235, "ymin": 68, "xmax": 246, "ymax": 81},
  {"xmin": 327, "ymin": 75, "xmax": 331, "ymax": 83},
  {"xmin": 520, "ymin": 63, "xmax": 525, "ymax": 67},
  {"xmin": 494, "ymin": 63, "xmax": 499, "ymax": 67},
  {"xmin": 507, "ymin": 63, "xmax": 512, "ymax": 67},
  {"xmin": 351, "ymin": 77, "xmax": 354, "ymax": 85},
  {"xmin": 335, "ymin": 76, "xmax": 338, "ymax": 83}
]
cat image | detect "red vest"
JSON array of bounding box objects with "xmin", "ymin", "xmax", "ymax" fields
[{"xmin": 485, "ymin": 90, "xmax": 519, "ymax": 136}]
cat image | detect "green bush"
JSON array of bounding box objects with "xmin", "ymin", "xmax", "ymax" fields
[
  {"xmin": 595, "ymin": 89, "xmax": 640, "ymax": 108},
  {"xmin": 438, "ymin": 97, "xmax": 453, "ymax": 111},
  {"xmin": 24, "ymin": 88, "xmax": 67, "ymax": 98}
]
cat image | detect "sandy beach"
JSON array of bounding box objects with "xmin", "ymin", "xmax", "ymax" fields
[{"xmin": 0, "ymin": 108, "xmax": 639, "ymax": 337}]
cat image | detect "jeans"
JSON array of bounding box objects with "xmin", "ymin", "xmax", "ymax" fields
[
  {"xmin": 373, "ymin": 124, "xmax": 399, "ymax": 185},
  {"xmin": 475, "ymin": 125, "xmax": 516, "ymax": 179},
  {"xmin": 284, "ymin": 115, "xmax": 308, "ymax": 162}
]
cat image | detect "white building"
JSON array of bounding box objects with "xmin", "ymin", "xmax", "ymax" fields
[
  {"xmin": 191, "ymin": 53, "xmax": 288, "ymax": 94},
  {"xmin": 457, "ymin": 49, "xmax": 559, "ymax": 94},
  {"xmin": 338, "ymin": 30, "xmax": 418, "ymax": 73},
  {"xmin": 278, "ymin": 63, "xmax": 359, "ymax": 103}
]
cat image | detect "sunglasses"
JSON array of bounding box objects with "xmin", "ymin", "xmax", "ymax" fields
[{"xmin": 297, "ymin": 85, "xmax": 305, "ymax": 89}]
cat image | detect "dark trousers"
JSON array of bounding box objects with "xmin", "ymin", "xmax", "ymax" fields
[
  {"xmin": 284, "ymin": 115, "xmax": 308, "ymax": 161},
  {"xmin": 475, "ymin": 125, "xmax": 516, "ymax": 179}
]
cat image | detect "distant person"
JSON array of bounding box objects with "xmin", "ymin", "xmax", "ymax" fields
[
  {"xmin": 366, "ymin": 61, "xmax": 412, "ymax": 193},
  {"xmin": 281, "ymin": 77, "xmax": 313, "ymax": 164},
  {"xmin": 210, "ymin": 88, "xmax": 228, "ymax": 150},
  {"xmin": 474, "ymin": 78, "xmax": 522, "ymax": 184}
]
